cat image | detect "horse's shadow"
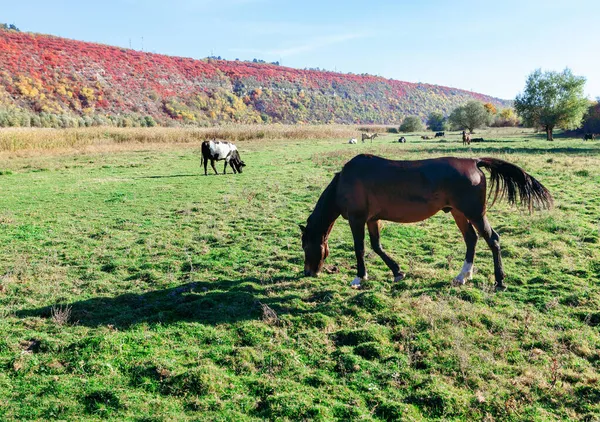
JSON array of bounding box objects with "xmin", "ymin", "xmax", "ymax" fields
[
  {"xmin": 135, "ymin": 174, "xmax": 198, "ymax": 179},
  {"xmin": 15, "ymin": 276, "xmax": 303, "ymax": 329}
]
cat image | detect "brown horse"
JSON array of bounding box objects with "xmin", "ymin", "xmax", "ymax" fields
[
  {"xmin": 462, "ymin": 131, "xmax": 471, "ymax": 145},
  {"xmin": 300, "ymin": 154, "xmax": 552, "ymax": 291},
  {"xmin": 361, "ymin": 133, "xmax": 379, "ymax": 143}
]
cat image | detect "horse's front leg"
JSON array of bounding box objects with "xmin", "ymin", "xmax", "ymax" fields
[
  {"xmin": 210, "ymin": 159, "xmax": 219, "ymax": 175},
  {"xmin": 223, "ymin": 161, "xmax": 228, "ymax": 175},
  {"xmin": 367, "ymin": 220, "xmax": 404, "ymax": 282},
  {"xmin": 349, "ymin": 217, "xmax": 367, "ymax": 288}
]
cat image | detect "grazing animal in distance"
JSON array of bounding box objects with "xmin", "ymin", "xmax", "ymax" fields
[
  {"xmin": 300, "ymin": 154, "xmax": 552, "ymax": 292},
  {"xmin": 421, "ymin": 135, "xmax": 431, "ymax": 140},
  {"xmin": 471, "ymin": 137, "xmax": 484, "ymax": 143},
  {"xmin": 200, "ymin": 140, "xmax": 246, "ymax": 175},
  {"xmin": 462, "ymin": 131, "xmax": 471, "ymax": 145},
  {"xmin": 583, "ymin": 133, "xmax": 595, "ymax": 141},
  {"xmin": 361, "ymin": 133, "xmax": 379, "ymax": 143},
  {"xmin": 434, "ymin": 131, "xmax": 445, "ymax": 138},
  {"xmin": 348, "ymin": 138, "xmax": 358, "ymax": 144},
  {"xmin": 398, "ymin": 137, "xmax": 406, "ymax": 143}
]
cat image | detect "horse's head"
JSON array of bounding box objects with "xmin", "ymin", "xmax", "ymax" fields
[{"xmin": 300, "ymin": 224, "xmax": 328, "ymax": 277}]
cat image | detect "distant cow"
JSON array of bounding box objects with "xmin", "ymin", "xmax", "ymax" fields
[
  {"xmin": 200, "ymin": 140, "xmax": 246, "ymax": 175},
  {"xmin": 471, "ymin": 137, "xmax": 484, "ymax": 143},
  {"xmin": 398, "ymin": 136, "xmax": 406, "ymax": 143},
  {"xmin": 462, "ymin": 131, "xmax": 471, "ymax": 146},
  {"xmin": 348, "ymin": 138, "xmax": 358, "ymax": 144},
  {"xmin": 421, "ymin": 135, "xmax": 431, "ymax": 140},
  {"xmin": 434, "ymin": 131, "xmax": 445, "ymax": 138},
  {"xmin": 361, "ymin": 133, "xmax": 379, "ymax": 143},
  {"xmin": 583, "ymin": 133, "xmax": 596, "ymax": 141}
]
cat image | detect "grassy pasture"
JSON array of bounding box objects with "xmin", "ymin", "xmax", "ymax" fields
[{"xmin": 0, "ymin": 128, "xmax": 599, "ymax": 420}]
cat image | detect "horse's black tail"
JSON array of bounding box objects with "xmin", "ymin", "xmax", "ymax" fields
[{"xmin": 476, "ymin": 157, "xmax": 553, "ymax": 212}]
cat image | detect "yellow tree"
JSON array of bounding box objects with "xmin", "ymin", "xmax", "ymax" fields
[{"xmin": 484, "ymin": 102, "xmax": 497, "ymax": 115}]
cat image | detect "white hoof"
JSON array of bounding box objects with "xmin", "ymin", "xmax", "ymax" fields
[
  {"xmin": 453, "ymin": 261, "xmax": 473, "ymax": 286},
  {"xmin": 452, "ymin": 276, "xmax": 467, "ymax": 286},
  {"xmin": 350, "ymin": 275, "xmax": 367, "ymax": 289}
]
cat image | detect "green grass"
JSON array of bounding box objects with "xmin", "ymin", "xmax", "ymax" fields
[{"xmin": 1, "ymin": 128, "xmax": 599, "ymax": 420}]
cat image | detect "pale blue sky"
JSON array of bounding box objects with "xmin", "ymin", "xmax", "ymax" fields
[{"xmin": 2, "ymin": 0, "xmax": 599, "ymax": 99}]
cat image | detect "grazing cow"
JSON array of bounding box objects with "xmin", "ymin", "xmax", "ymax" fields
[
  {"xmin": 471, "ymin": 137, "xmax": 484, "ymax": 143},
  {"xmin": 434, "ymin": 131, "xmax": 445, "ymax": 138},
  {"xmin": 398, "ymin": 137, "xmax": 406, "ymax": 143},
  {"xmin": 583, "ymin": 133, "xmax": 596, "ymax": 141},
  {"xmin": 348, "ymin": 138, "xmax": 358, "ymax": 144},
  {"xmin": 462, "ymin": 131, "xmax": 471, "ymax": 146},
  {"xmin": 361, "ymin": 133, "xmax": 379, "ymax": 143},
  {"xmin": 200, "ymin": 140, "xmax": 246, "ymax": 175},
  {"xmin": 421, "ymin": 135, "xmax": 431, "ymax": 140}
]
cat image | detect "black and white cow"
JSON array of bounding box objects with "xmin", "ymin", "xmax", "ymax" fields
[{"xmin": 201, "ymin": 140, "xmax": 246, "ymax": 175}]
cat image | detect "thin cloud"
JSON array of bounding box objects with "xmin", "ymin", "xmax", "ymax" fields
[{"xmin": 231, "ymin": 32, "xmax": 371, "ymax": 58}]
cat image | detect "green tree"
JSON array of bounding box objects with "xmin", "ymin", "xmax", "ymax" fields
[
  {"xmin": 448, "ymin": 101, "xmax": 489, "ymax": 133},
  {"xmin": 426, "ymin": 112, "xmax": 447, "ymax": 131},
  {"xmin": 581, "ymin": 100, "xmax": 600, "ymax": 134},
  {"xmin": 399, "ymin": 116, "xmax": 424, "ymax": 132},
  {"xmin": 514, "ymin": 68, "xmax": 588, "ymax": 141}
]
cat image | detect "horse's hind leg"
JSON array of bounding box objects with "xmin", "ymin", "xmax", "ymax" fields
[
  {"xmin": 367, "ymin": 220, "xmax": 404, "ymax": 282},
  {"xmin": 349, "ymin": 217, "xmax": 368, "ymax": 288},
  {"xmin": 451, "ymin": 210, "xmax": 478, "ymax": 286},
  {"xmin": 470, "ymin": 215, "xmax": 506, "ymax": 291}
]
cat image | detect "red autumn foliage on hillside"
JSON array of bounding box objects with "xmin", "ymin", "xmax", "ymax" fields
[{"xmin": 0, "ymin": 28, "xmax": 509, "ymax": 126}]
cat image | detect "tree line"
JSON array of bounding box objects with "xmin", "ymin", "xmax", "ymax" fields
[{"xmin": 400, "ymin": 68, "xmax": 595, "ymax": 141}]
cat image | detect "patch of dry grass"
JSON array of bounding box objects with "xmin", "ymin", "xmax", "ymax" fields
[{"xmin": 0, "ymin": 125, "xmax": 363, "ymax": 154}]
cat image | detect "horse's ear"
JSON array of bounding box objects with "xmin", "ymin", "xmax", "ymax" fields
[{"xmin": 299, "ymin": 224, "xmax": 306, "ymax": 233}]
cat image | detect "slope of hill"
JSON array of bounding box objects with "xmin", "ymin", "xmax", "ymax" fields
[{"xmin": 0, "ymin": 28, "xmax": 510, "ymax": 127}]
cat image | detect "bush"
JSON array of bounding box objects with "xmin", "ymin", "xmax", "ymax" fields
[
  {"xmin": 400, "ymin": 116, "xmax": 424, "ymax": 132},
  {"xmin": 581, "ymin": 101, "xmax": 600, "ymax": 134},
  {"xmin": 492, "ymin": 108, "xmax": 520, "ymax": 127}
]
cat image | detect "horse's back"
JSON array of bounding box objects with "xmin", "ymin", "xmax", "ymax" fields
[{"xmin": 336, "ymin": 155, "xmax": 485, "ymax": 222}]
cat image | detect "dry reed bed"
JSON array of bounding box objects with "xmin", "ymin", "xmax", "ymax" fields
[{"xmin": 0, "ymin": 125, "xmax": 362, "ymax": 153}]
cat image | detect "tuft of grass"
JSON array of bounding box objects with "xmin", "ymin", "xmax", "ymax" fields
[{"xmin": 50, "ymin": 305, "xmax": 72, "ymax": 326}]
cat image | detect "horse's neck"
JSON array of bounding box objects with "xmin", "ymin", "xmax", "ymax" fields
[{"xmin": 308, "ymin": 174, "xmax": 341, "ymax": 241}]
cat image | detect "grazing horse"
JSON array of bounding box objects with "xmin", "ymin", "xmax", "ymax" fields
[
  {"xmin": 348, "ymin": 138, "xmax": 358, "ymax": 144},
  {"xmin": 300, "ymin": 154, "xmax": 552, "ymax": 291},
  {"xmin": 421, "ymin": 135, "xmax": 431, "ymax": 140},
  {"xmin": 361, "ymin": 133, "xmax": 379, "ymax": 143},
  {"xmin": 462, "ymin": 131, "xmax": 471, "ymax": 145},
  {"xmin": 200, "ymin": 140, "xmax": 246, "ymax": 175},
  {"xmin": 435, "ymin": 131, "xmax": 445, "ymax": 138},
  {"xmin": 583, "ymin": 133, "xmax": 595, "ymax": 141}
]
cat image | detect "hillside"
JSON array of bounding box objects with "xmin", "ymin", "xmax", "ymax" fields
[{"xmin": 0, "ymin": 28, "xmax": 510, "ymax": 127}]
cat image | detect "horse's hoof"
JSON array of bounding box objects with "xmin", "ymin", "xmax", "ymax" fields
[
  {"xmin": 452, "ymin": 277, "xmax": 466, "ymax": 286},
  {"xmin": 494, "ymin": 283, "xmax": 507, "ymax": 292},
  {"xmin": 394, "ymin": 273, "xmax": 405, "ymax": 282},
  {"xmin": 350, "ymin": 277, "xmax": 364, "ymax": 289}
]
